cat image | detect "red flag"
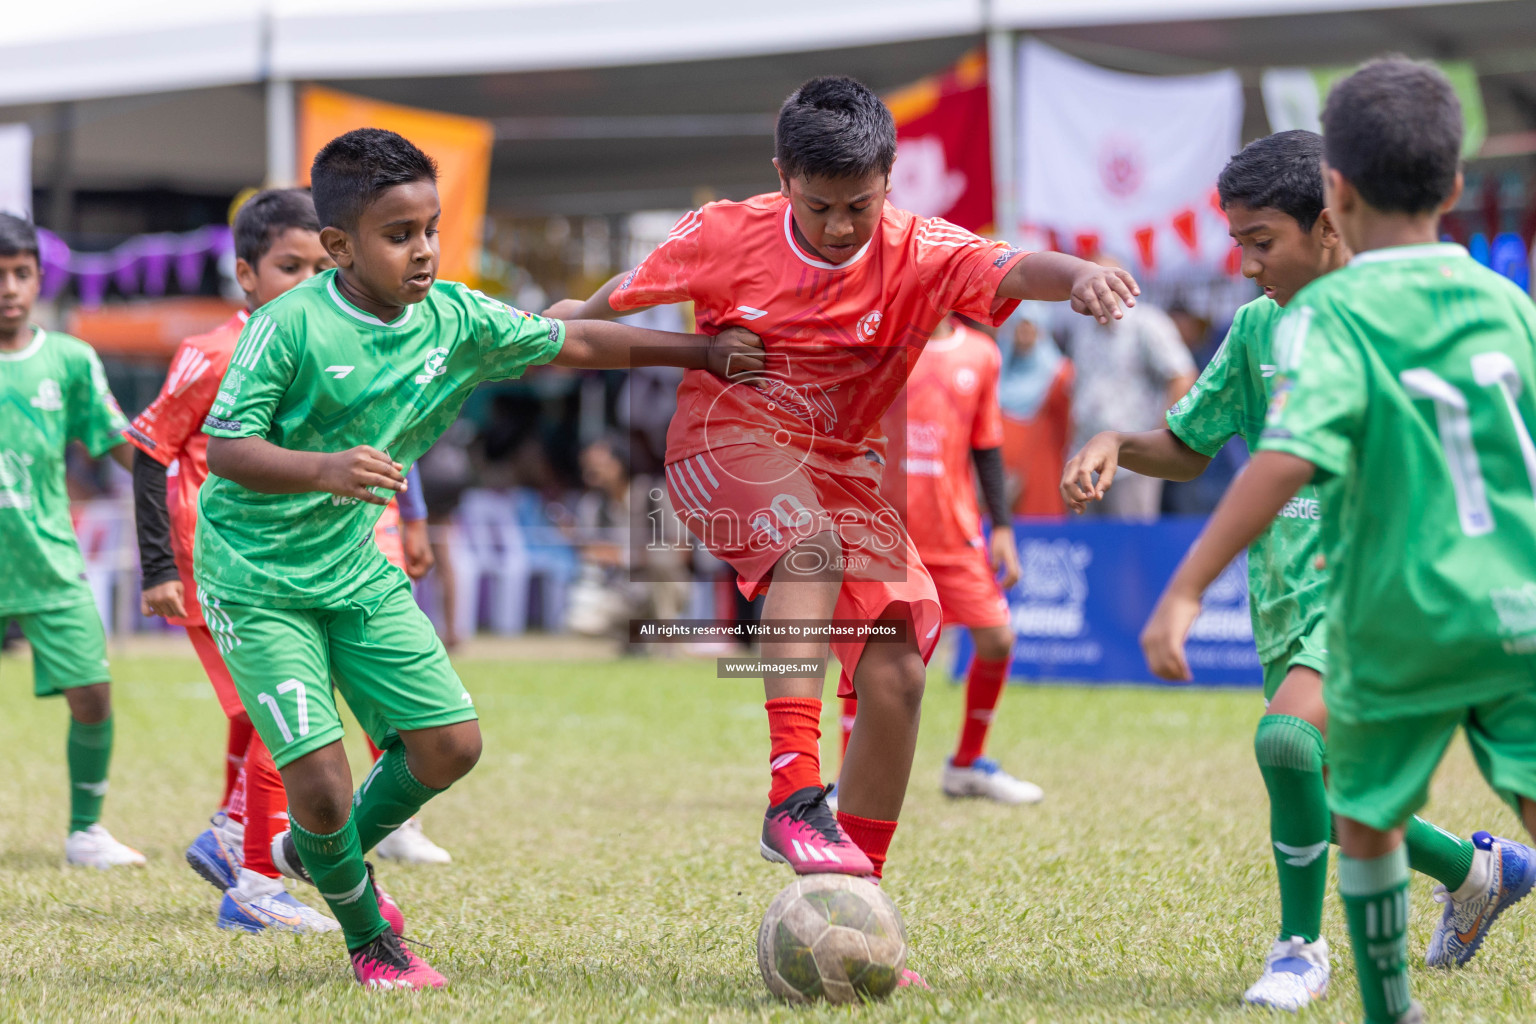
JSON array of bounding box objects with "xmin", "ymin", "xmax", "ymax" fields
[
  {"xmin": 887, "ymin": 50, "xmax": 995, "ymax": 234},
  {"xmin": 1133, "ymin": 226, "xmax": 1157, "ymax": 273},
  {"xmin": 1171, "ymin": 209, "xmax": 1199, "ymax": 253}
]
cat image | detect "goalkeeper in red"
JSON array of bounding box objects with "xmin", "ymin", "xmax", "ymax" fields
[
  {"xmin": 549, "ymin": 77, "xmax": 1134, "ymax": 912},
  {"xmin": 195, "ymin": 128, "xmax": 762, "ymax": 989},
  {"xmin": 1143, "ymin": 59, "xmax": 1536, "ymax": 1024}
]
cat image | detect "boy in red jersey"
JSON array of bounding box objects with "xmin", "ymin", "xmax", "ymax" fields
[
  {"xmin": 550, "ymin": 78, "xmax": 1134, "ymax": 893},
  {"xmin": 838, "ymin": 315, "xmax": 1040, "ymax": 805},
  {"xmin": 128, "ymin": 189, "xmax": 342, "ymax": 932}
]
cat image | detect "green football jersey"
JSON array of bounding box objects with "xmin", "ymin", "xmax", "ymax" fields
[
  {"xmin": 1167, "ymin": 296, "xmax": 1328, "ymax": 664},
  {"xmin": 197, "ymin": 271, "xmax": 565, "ymax": 608},
  {"xmin": 1260, "ymin": 243, "xmax": 1536, "ymax": 719},
  {"xmin": 0, "ymin": 328, "xmax": 128, "ymax": 616}
]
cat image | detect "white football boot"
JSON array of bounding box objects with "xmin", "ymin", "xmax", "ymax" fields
[
  {"xmin": 1243, "ymin": 935, "xmax": 1330, "ymax": 1011},
  {"xmin": 373, "ymin": 817, "xmax": 452, "ymax": 865},
  {"xmin": 66, "ymin": 824, "xmax": 147, "ymax": 869},
  {"xmin": 941, "ymin": 757, "xmax": 1044, "ymax": 804}
]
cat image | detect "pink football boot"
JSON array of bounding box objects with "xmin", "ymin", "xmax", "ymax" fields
[
  {"xmin": 350, "ymin": 930, "xmax": 445, "ymax": 990},
  {"xmin": 759, "ymin": 785, "xmax": 874, "ymax": 875}
]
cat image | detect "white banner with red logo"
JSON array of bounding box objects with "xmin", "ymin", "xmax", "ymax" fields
[
  {"xmin": 886, "ymin": 49, "xmax": 994, "ymax": 234},
  {"xmin": 1015, "ymin": 41, "xmax": 1242, "ymax": 274}
]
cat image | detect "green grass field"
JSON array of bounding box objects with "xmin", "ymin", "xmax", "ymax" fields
[{"xmin": 3, "ymin": 644, "xmax": 1535, "ymax": 1023}]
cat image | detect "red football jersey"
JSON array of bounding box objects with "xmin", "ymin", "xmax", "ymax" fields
[
  {"xmin": 125, "ymin": 312, "xmax": 247, "ymax": 626},
  {"xmin": 610, "ymin": 193, "xmax": 1028, "ymax": 476},
  {"xmin": 880, "ymin": 320, "xmax": 1004, "ymax": 564}
]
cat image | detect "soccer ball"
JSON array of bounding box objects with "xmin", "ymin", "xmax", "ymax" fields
[{"xmin": 756, "ymin": 874, "xmax": 907, "ymax": 1003}]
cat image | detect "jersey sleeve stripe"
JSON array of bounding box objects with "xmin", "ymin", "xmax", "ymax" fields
[{"xmin": 243, "ymin": 317, "xmax": 279, "ymax": 369}]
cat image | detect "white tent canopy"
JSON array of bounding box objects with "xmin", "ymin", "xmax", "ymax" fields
[{"xmin": 0, "ymin": 0, "xmax": 1520, "ymax": 106}]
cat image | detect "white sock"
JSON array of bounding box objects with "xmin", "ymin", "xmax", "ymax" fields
[
  {"xmin": 1450, "ymin": 846, "xmax": 1494, "ymax": 901},
  {"xmin": 233, "ymin": 868, "xmax": 284, "ymax": 899}
]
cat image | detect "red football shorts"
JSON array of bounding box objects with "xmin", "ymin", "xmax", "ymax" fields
[
  {"xmin": 927, "ymin": 551, "xmax": 1011, "ymax": 630},
  {"xmin": 665, "ymin": 444, "xmax": 941, "ymax": 696},
  {"xmin": 186, "ymin": 623, "xmax": 245, "ymax": 719}
]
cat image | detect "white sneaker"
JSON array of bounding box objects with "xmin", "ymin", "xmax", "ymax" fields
[
  {"xmin": 1243, "ymin": 935, "xmax": 1330, "ymax": 1012},
  {"xmin": 941, "ymin": 757, "xmax": 1044, "ymax": 804},
  {"xmin": 65, "ymin": 824, "xmax": 147, "ymax": 869},
  {"xmin": 373, "ymin": 817, "xmax": 452, "ymax": 865}
]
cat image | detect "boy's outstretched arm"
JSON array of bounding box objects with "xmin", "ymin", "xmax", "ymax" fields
[
  {"xmin": 1140, "ymin": 451, "xmax": 1314, "ymax": 680},
  {"xmin": 553, "ymin": 321, "xmax": 764, "ymax": 379},
  {"xmin": 206, "ymin": 435, "xmax": 406, "ymax": 505},
  {"xmin": 1061, "ymin": 429, "xmax": 1212, "ymax": 513},
  {"xmin": 999, "ymin": 251, "xmax": 1140, "ymax": 325},
  {"xmin": 544, "ymin": 273, "xmax": 641, "ymax": 322}
]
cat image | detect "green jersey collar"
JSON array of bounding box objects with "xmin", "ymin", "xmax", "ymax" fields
[
  {"xmin": 0, "ymin": 326, "xmax": 46, "ymax": 361},
  {"xmin": 1349, "ymin": 242, "xmax": 1469, "ymax": 267},
  {"xmin": 326, "ymin": 276, "xmax": 415, "ymax": 329}
]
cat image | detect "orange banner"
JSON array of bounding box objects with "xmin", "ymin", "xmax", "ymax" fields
[{"xmin": 297, "ymin": 86, "xmax": 493, "ymax": 284}]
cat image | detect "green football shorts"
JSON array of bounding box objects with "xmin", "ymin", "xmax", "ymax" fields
[
  {"xmin": 205, "ymin": 567, "xmax": 476, "ymax": 769},
  {"xmin": 1262, "ymin": 615, "xmax": 1329, "ymax": 702},
  {"xmin": 1, "ymin": 599, "xmax": 111, "ymax": 697},
  {"xmin": 1328, "ymin": 689, "xmax": 1536, "ymax": 830}
]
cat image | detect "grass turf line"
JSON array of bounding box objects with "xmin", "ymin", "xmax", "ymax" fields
[{"xmin": 1, "ymin": 650, "xmax": 1533, "ymax": 1022}]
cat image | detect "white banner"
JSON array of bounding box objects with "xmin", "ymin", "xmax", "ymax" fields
[
  {"xmin": 1016, "ymin": 41, "xmax": 1242, "ymax": 272},
  {"xmin": 0, "ymin": 124, "xmax": 30, "ymax": 217}
]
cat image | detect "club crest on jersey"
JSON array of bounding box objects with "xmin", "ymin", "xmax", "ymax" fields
[
  {"xmin": 29, "ymin": 379, "xmax": 62, "ymax": 411},
  {"xmin": 856, "ymin": 310, "xmax": 883, "ymax": 343},
  {"xmin": 953, "ymin": 368, "xmax": 978, "ymax": 394},
  {"xmin": 415, "ymin": 347, "xmax": 449, "ymax": 384}
]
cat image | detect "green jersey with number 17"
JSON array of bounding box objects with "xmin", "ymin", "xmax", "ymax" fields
[
  {"xmin": 0, "ymin": 328, "xmax": 128, "ymax": 616},
  {"xmin": 1166, "ymin": 296, "xmax": 1327, "ymax": 665},
  {"xmin": 1260, "ymin": 243, "xmax": 1536, "ymax": 719},
  {"xmin": 197, "ymin": 270, "xmax": 565, "ymax": 608}
]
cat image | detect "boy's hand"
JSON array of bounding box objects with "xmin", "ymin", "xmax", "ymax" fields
[
  {"xmin": 989, "ymin": 528, "xmax": 1021, "ymax": 590},
  {"xmin": 402, "ymin": 518, "xmax": 434, "ymax": 579},
  {"xmin": 1070, "ymin": 264, "xmax": 1139, "ymax": 324},
  {"xmin": 1061, "ymin": 432, "xmax": 1122, "ymax": 513},
  {"xmin": 1140, "ymin": 587, "xmax": 1201, "ymax": 682},
  {"xmin": 708, "ymin": 327, "xmax": 766, "ymax": 380},
  {"xmin": 315, "ymin": 446, "xmax": 405, "ymax": 506},
  {"xmin": 543, "ymin": 299, "xmax": 585, "ymax": 320},
  {"xmin": 141, "ymin": 580, "xmax": 186, "ymax": 619}
]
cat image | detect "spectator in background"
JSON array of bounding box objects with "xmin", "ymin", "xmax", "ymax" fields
[
  {"xmin": 416, "ymin": 421, "xmax": 474, "ymax": 648},
  {"xmin": 1062, "ymin": 257, "xmax": 1196, "ymax": 520},
  {"xmin": 998, "ymin": 303, "xmax": 1073, "ymax": 517},
  {"xmin": 564, "ymin": 434, "xmax": 688, "ymax": 643},
  {"xmin": 1160, "ymin": 302, "xmax": 1245, "ymax": 515}
]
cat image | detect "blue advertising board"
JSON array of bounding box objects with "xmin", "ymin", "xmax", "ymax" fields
[{"xmin": 952, "ymin": 517, "xmax": 1263, "ymax": 687}]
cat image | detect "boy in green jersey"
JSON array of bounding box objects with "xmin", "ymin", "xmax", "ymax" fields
[
  {"xmin": 1144, "ymin": 60, "xmax": 1536, "ymax": 1024},
  {"xmin": 1064, "ymin": 131, "xmax": 1521, "ymax": 1010},
  {"xmin": 195, "ymin": 128, "xmax": 762, "ymax": 990},
  {"xmin": 0, "ymin": 213, "xmax": 145, "ymax": 869}
]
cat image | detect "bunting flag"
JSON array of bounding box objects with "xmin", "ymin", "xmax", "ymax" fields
[
  {"xmin": 1015, "ymin": 41, "xmax": 1243, "ymax": 275},
  {"xmin": 298, "ymin": 86, "xmax": 493, "ymax": 284},
  {"xmin": 35, "ymin": 225, "xmax": 233, "ymax": 308},
  {"xmin": 886, "ymin": 49, "xmax": 995, "ymax": 234}
]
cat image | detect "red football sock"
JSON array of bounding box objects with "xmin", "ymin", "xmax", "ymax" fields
[
  {"xmin": 766, "ymin": 697, "xmax": 824, "ymax": 805},
  {"xmin": 365, "ymin": 735, "xmax": 384, "ymax": 762},
  {"xmin": 953, "ymin": 657, "xmax": 1010, "ymax": 768},
  {"xmin": 836, "ymin": 811, "xmax": 897, "ymax": 879},
  {"xmin": 225, "ymin": 760, "xmax": 248, "ymax": 825},
  {"xmin": 241, "ymin": 734, "xmax": 287, "ymax": 879},
  {"xmin": 839, "ymin": 697, "xmax": 857, "ymax": 760},
  {"xmin": 221, "ymin": 713, "xmax": 254, "ymax": 815}
]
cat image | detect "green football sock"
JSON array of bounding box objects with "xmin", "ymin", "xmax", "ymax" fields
[
  {"xmin": 1404, "ymin": 816, "xmax": 1475, "ymax": 890},
  {"xmin": 1253, "ymin": 714, "xmax": 1329, "ymax": 943},
  {"xmin": 353, "ymin": 743, "xmax": 446, "ymax": 854},
  {"xmin": 1339, "ymin": 845, "xmax": 1414, "ymax": 1024},
  {"xmin": 67, "ymin": 716, "xmax": 113, "ymax": 834},
  {"xmin": 290, "ymin": 814, "xmax": 388, "ymax": 950}
]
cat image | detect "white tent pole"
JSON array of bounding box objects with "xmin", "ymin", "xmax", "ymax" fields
[
  {"xmin": 266, "ymin": 77, "xmax": 296, "ymax": 187},
  {"xmin": 986, "ymin": 24, "xmax": 1017, "ymax": 241}
]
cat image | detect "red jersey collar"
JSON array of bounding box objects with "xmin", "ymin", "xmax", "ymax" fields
[{"xmin": 781, "ymin": 203, "xmax": 876, "ymax": 272}]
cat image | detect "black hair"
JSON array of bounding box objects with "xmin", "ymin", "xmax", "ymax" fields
[
  {"xmin": 0, "ymin": 213, "xmax": 40, "ymax": 262},
  {"xmin": 1217, "ymin": 130, "xmax": 1325, "ymax": 232},
  {"xmin": 309, "ymin": 128, "xmax": 438, "ymax": 232},
  {"xmin": 775, "ymin": 76, "xmax": 897, "ymax": 181},
  {"xmin": 234, "ymin": 189, "xmax": 320, "ymax": 264},
  {"xmin": 1321, "ymin": 57, "xmax": 1462, "ymax": 214}
]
